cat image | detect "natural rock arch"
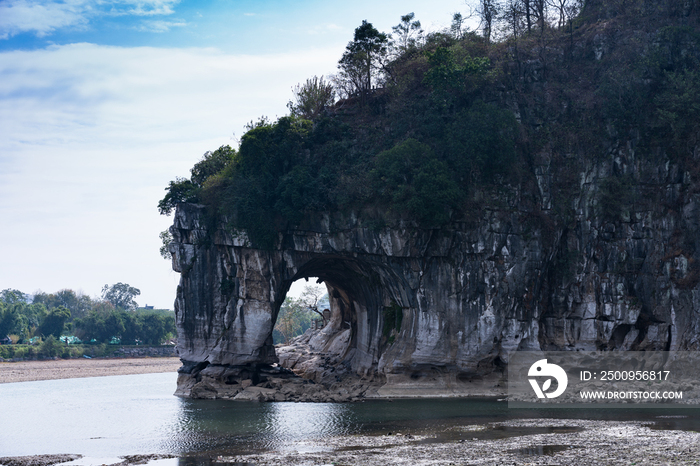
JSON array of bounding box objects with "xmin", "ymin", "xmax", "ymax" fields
[
  {"xmin": 169, "ymin": 156, "xmax": 700, "ymax": 400},
  {"xmin": 169, "ymin": 202, "xmax": 526, "ymax": 399}
]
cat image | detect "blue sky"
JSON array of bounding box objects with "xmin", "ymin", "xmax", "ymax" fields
[{"xmin": 0, "ymin": 0, "xmax": 468, "ymax": 309}]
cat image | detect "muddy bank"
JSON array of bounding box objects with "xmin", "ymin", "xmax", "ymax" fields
[{"xmin": 0, "ymin": 357, "xmax": 182, "ymax": 383}]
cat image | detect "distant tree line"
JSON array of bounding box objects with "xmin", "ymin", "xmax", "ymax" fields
[
  {"xmin": 0, "ymin": 284, "xmax": 174, "ymax": 345},
  {"xmin": 76, "ymin": 309, "xmax": 174, "ymax": 345},
  {"xmin": 273, "ymin": 285, "xmax": 329, "ymax": 345}
]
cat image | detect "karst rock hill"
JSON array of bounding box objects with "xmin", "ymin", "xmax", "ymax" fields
[{"xmin": 166, "ymin": 1, "xmax": 700, "ymax": 399}]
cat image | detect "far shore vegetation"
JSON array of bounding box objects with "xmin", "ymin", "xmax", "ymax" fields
[{"xmin": 0, "ymin": 285, "xmax": 175, "ymax": 361}]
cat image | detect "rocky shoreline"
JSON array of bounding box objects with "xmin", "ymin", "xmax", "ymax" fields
[
  {"xmin": 176, "ymin": 311, "xmax": 507, "ymax": 402},
  {"xmin": 176, "ymin": 326, "xmax": 386, "ymax": 402},
  {"xmin": 0, "ymin": 454, "xmax": 175, "ymax": 466}
]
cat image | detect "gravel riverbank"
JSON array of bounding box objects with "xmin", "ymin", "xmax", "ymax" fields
[
  {"xmin": 0, "ymin": 418, "xmax": 698, "ymax": 465},
  {"xmin": 221, "ymin": 418, "xmax": 700, "ymax": 465},
  {"xmin": 0, "ymin": 357, "xmax": 182, "ymax": 383}
]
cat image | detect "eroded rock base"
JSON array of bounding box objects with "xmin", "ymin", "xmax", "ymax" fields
[
  {"xmin": 175, "ymin": 305, "xmax": 507, "ymax": 402},
  {"xmin": 175, "ymin": 364, "xmax": 380, "ymax": 402},
  {"xmin": 175, "ymin": 326, "xmax": 383, "ymax": 402}
]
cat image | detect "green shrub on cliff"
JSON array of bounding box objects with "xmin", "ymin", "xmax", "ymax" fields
[
  {"xmin": 442, "ymin": 101, "xmax": 518, "ymax": 182},
  {"xmin": 158, "ymin": 145, "xmax": 236, "ymax": 215},
  {"xmin": 372, "ymin": 138, "xmax": 461, "ymax": 225},
  {"xmin": 159, "ymin": 38, "xmax": 516, "ymax": 246}
]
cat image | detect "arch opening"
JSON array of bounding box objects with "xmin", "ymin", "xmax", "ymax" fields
[{"xmin": 269, "ymin": 255, "xmax": 412, "ymax": 383}]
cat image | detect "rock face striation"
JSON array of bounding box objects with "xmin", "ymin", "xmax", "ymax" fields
[{"xmin": 169, "ymin": 146, "xmax": 700, "ymax": 398}]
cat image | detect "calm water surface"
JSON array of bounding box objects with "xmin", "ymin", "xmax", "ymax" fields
[{"xmin": 1, "ymin": 372, "xmax": 699, "ymax": 460}]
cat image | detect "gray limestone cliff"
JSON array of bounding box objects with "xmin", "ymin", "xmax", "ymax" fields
[{"xmin": 169, "ymin": 148, "xmax": 700, "ymax": 399}]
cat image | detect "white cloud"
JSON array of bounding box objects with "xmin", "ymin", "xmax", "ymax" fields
[
  {"xmin": 0, "ymin": 0, "xmax": 91, "ymax": 38},
  {"xmin": 0, "ymin": 43, "xmax": 342, "ymax": 308},
  {"xmin": 0, "ymin": 0, "xmax": 180, "ymax": 39},
  {"xmin": 137, "ymin": 19, "xmax": 186, "ymax": 32},
  {"xmin": 105, "ymin": 0, "xmax": 179, "ymax": 16}
]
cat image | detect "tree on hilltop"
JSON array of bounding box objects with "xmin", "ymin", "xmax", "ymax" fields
[
  {"xmin": 336, "ymin": 20, "xmax": 389, "ymax": 98},
  {"xmin": 392, "ymin": 12, "xmax": 423, "ymax": 52},
  {"xmin": 287, "ymin": 76, "xmax": 336, "ymax": 120}
]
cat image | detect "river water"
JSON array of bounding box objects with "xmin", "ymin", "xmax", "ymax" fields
[{"xmin": 1, "ymin": 372, "xmax": 699, "ymax": 463}]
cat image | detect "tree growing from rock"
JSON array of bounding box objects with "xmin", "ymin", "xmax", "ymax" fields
[
  {"xmin": 475, "ymin": 0, "xmax": 500, "ymax": 42},
  {"xmin": 273, "ymin": 283, "xmax": 330, "ymax": 344},
  {"xmin": 300, "ymin": 283, "xmax": 329, "ymax": 320}
]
